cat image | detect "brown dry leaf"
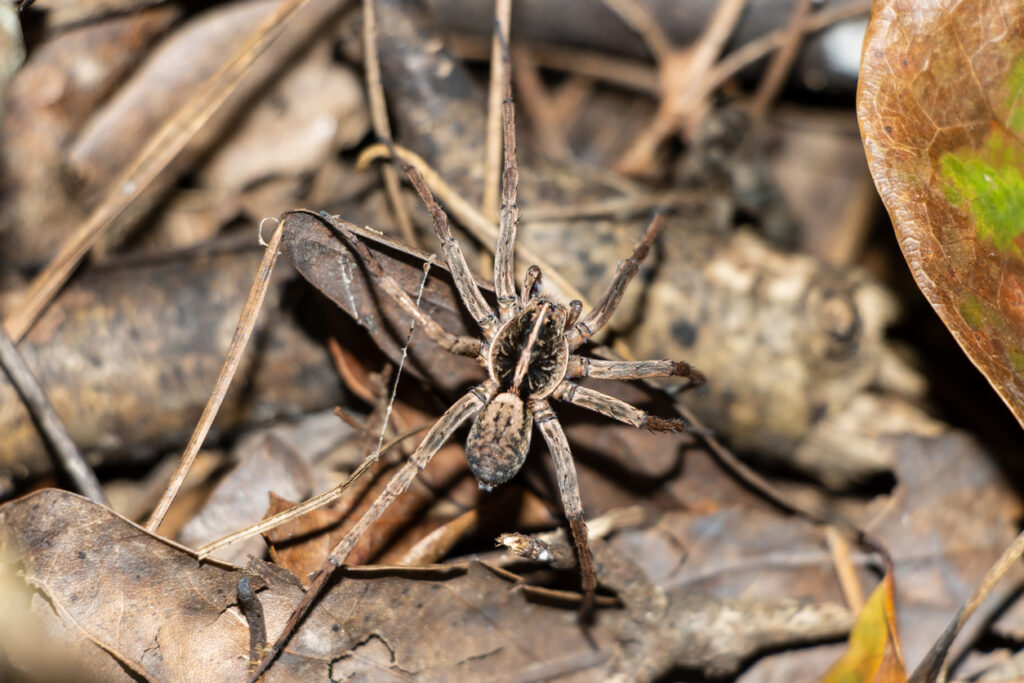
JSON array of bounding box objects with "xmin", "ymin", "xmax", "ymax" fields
[
  {"xmin": 0, "ymin": 489, "xmax": 858, "ymax": 682},
  {"xmin": 27, "ymin": 0, "xmax": 169, "ymax": 31},
  {"xmin": 0, "ymin": 489, "xmax": 261, "ymax": 681},
  {"xmin": 178, "ymin": 434, "xmax": 327, "ymax": 564},
  {"xmin": 863, "ymin": 411, "xmax": 1024, "ymax": 670},
  {"xmin": 858, "ymin": 0, "xmax": 1024, "ymax": 427},
  {"xmin": 199, "ymin": 41, "xmax": 369, "ymax": 192},
  {"xmin": 281, "ymin": 210, "xmax": 488, "ymax": 394},
  {"xmin": 67, "ymin": 0, "xmax": 282, "ymax": 198},
  {"xmin": 823, "ymin": 572, "xmax": 907, "ymax": 683},
  {"xmin": 263, "ymin": 491, "xmax": 353, "ymax": 585},
  {"xmin": 0, "ymin": 489, "xmax": 610, "ymax": 681}
]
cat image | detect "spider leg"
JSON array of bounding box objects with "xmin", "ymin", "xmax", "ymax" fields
[
  {"xmin": 321, "ymin": 213, "xmax": 484, "ymax": 359},
  {"xmin": 567, "ymin": 356, "xmax": 705, "ymax": 386},
  {"xmin": 552, "ymin": 381, "xmax": 686, "ymax": 432},
  {"xmin": 398, "ymin": 161, "xmax": 500, "ymax": 339},
  {"xmin": 565, "ymin": 213, "xmax": 665, "ymax": 350},
  {"xmin": 529, "ymin": 398, "xmax": 598, "ymax": 618},
  {"xmin": 252, "ymin": 381, "xmax": 497, "ymax": 680},
  {"xmin": 494, "ymin": 20, "xmax": 520, "ymax": 321}
]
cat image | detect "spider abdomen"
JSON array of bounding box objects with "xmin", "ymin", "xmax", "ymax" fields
[
  {"xmin": 490, "ymin": 299, "xmax": 568, "ymax": 398},
  {"xmin": 466, "ymin": 393, "xmax": 532, "ymax": 490}
]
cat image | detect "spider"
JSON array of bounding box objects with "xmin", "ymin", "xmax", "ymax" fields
[{"xmin": 252, "ymin": 33, "xmax": 703, "ymax": 681}]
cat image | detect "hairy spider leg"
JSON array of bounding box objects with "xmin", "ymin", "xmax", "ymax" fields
[
  {"xmin": 567, "ymin": 356, "xmax": 705, "ymax": 385},
  {"xmin": 552, "ymin": 381, "xmax": 687, "ymax": 432},
  {"xmin": 521, "ymin": 264, "xmax": 541, "ymax": 302},
  {"xmin": 530, "ymin": 399, "xmax": 598, "ymax": 616},
  {"xmin": 566, "ymin": 213, "xmax": 665, "ymax": 350},
  {"xmin": 399, "ymin": 166, "xmax": 500, "ymax": 339},
  {"xmin": 321, "ymin": 213, "xmax": 485, "ymax": 360}
]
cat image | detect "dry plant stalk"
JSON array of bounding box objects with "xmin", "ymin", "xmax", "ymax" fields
[
  {"xmin": 483, "ymin": 0, "xmax": 513, "ymax": 225},
  {"xmin": 145, "ymin": 220, "xmax": 285, "ymax": 532},
  {"xmin": 362, "ymin": 0, "xmax": 417, "ymax": 247},
  {"xmin": 0, "ymin": 327, "xmax": 105, "ymax": 504}
]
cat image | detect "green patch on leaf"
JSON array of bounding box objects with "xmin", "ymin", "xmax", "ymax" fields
[
  {"xmin": 1009, "ymin": 348, "xmax": 1024, "ymax": 376},
  {"xmin": 1006, "ymin": 54, "xmax": 1024, "ymax": 133},
  {"xmin": 939, "ymin": 127, "xmax": 1024, "ymax": 253},
  {"xmin": 960, "ymin": 295, "xmax": 986, "ymax": 330},
  {"xmin": 958, "ymin": 293, "xmax": 1012, "ymax": 337}
]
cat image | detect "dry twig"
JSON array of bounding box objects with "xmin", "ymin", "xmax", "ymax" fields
[
  {"xmin": 0, "ymin": 327, "xmax": 106, "ymax": 505},
  {"xmin": 363, "ymin": 0, "xmax": 418, "ymax": 248},
  {"xmin": 145, "ymin": 220, "xmax": 285, "ymax": 532},
  {"xmin": 749, "ymin": 0, "xmax": 812, "ymax": 121}
]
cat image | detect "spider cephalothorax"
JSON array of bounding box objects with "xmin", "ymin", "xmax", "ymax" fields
[{"xmin": 490, "ymin": 296, "xmax": 571, "ymax": 398}]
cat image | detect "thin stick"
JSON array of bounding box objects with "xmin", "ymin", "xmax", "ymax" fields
[
  {"xmin": 911, "ymin": 528, "xmax": 1024, "ymax": 683},
  {"xmin": 705, "ymin": 0, "xmax": 871, "ymax": 96},
  {"xmin": 749, "ymin": 0, "xmax": 811, "ymax": 121},
  {"xmin": 512, "ymin": 47, "xmax": 572, "ymax": 160},
  {"xmin": 483, "ymin": 0, "xmax": 513, "ymax": 225},
  {"xmin": 398, "ymin": 508, "xmax": 479, "ymax": 566},
  {"xmin": 449, "ymin": 1, "xmax": 869, "ymax": 101},
  {"xmin": 615, "ymin": 0, "xmax": 747, "ymax": 174},
  {"xmin": 526, "ymin": 189, "xmax": 700, "ymax": 221},
  {"xmin": 2, "ymin": 0, "xmax": 317, "ymax": 342},
  {"xmin": 0, "ymin": 326, "xmax": 107, "ymax": 505},
  {"xmin": 825, "ymin": 524, "xmax": 864, "ymax": 613},
  {"xmin": 599, "ymin": 0, "xmax": 672, "ymax": 60},
  {"xmin": 145, "ymin": 220, "xmax": 285, "ymax": 533},
  {"xmin": 446, "ymin": 34, "xmax": 658, "ymax": 94},
  {"xmin": 363, "ymin": 0, "xmax": 418, "ymax": 248},
  {"xmin": 196, "ymin": 424, "xmax": 428, "ymax": 558},
  {"xmin": 547, "ymin": 74, "xmax": 594, "ymax": 127},
  {"xmin": 251, "ymin": 387, "xmax": 490, "ymax": 680}
]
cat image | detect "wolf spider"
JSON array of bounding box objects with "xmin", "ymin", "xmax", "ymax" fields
[{"xmin": 253, "ymin": 36, "xmax": 703, "ymax": 680}]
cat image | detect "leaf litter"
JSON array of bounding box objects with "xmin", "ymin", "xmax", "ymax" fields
[{"xmin": 1, "ymin": 0, "xmax": 1024, "ymax": 681}]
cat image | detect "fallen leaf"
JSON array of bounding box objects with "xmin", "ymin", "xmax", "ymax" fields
[
  {"xmin": 823, "ymin": 572, "xmax": 907, "ymax": 683},
  {"xmin": 281, "ymin": 210, "xmax": 487, "ymax": 394},
  {"xmin": 1, "ymin": 488, "xmax": 858, "ymax": 682},
  {"xmin": 0, "ymin": 5, "xmax": 178, "ymax": 265},
  {"xmin": 178, "ymin": 434, "xmax": 326, "ymax": 563},
  {"xmin": 858, "ymin": 0, "xmax": 1024, "ymax": 427}
]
